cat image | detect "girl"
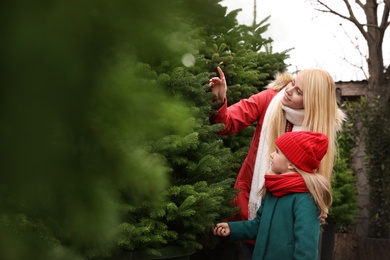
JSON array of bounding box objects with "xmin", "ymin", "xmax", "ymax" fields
[{"xmin": 213, "ymin": 131, "xmax": 332, "ymax": 260}]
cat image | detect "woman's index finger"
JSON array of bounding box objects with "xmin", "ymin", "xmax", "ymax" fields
[{"xmin": 217, "ymin": 67, "xmax": 225, "ymax": 79}]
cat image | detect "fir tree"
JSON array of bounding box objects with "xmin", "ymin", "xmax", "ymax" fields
[{"xmin": 116, "ymin": 1, "xmax": 291, "ymax": 257}]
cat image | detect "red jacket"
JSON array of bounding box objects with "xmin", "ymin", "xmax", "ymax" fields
[{"xmin": 210, "ymin": 88, "xmax": 279, "ymax": 222}]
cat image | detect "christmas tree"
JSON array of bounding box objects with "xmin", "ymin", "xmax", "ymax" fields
[{"xmin": 115, "ymin": 1, "xmax": 290, "ymax": 258}]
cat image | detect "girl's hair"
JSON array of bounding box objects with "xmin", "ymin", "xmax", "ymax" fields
[
  {"xmin": 265, "ymin": 69, "xmax": 345, "ymax": 182},
  {"xmin": 297, "ymin": 168, "xmax": 332, "ymax": 217}
]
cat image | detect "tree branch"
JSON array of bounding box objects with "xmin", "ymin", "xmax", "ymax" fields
[
  {"xmin": 354, "ymin": 0, "xmax": 365, "ymax": 9},
  {"xmin": 314, "ymin": 0, "xmax": 368, "ymax": 39},
  {"xmin": 380, "ymin": 1, "xmax": 390, "ymax": 31},
  {"xmin": 337, "ymin": 23, "xmax": 369, "ymax": 78}
]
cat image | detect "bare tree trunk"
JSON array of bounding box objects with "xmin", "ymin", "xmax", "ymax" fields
[
  {"xmin": 364, "ymin": 0, "xmax": 388, "ymax": 103},
  {"xmin": 313, "ymin": 0, "xmax": 390, "ymax": 103}
]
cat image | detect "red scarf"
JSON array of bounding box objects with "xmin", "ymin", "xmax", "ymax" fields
[{"xmin": 264, "ymin": 173, "xmax": 308, "ymax": 197}]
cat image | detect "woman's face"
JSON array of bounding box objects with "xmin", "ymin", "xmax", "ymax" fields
[{"xmin": 281, "ymin": 73, "xmax": 304, "ymax": 109}]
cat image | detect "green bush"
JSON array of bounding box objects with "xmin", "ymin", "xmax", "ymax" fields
[
  {"xmin": 359, "ymin": 98, "xmax": 390, "ymax": 238},
  {"xmin": 328, "ymin": 118, "xmax": 358, "ymax": 232},
  {"xmin": 340, "ymin": 97, "xmax": 390, "ymax": 238}
]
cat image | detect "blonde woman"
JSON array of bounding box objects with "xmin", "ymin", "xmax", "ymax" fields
[
  {"xmin": 209, "ymin": 67, "xmax": 344, "ymax": 257},
  {"xmin": 213, "ymin": 131, "xmax": 332, "ymax": 260}
]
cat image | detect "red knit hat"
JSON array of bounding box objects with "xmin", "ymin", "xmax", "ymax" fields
[{"xmin": 275, "ymin": 131, "xmax": 329, "ymax": 173}]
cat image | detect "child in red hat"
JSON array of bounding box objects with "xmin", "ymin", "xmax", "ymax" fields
[{"xmin": 213, "ymin": 131, "xmax": 332, "ymax": 260}]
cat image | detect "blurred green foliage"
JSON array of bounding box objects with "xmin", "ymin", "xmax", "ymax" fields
[{"xmin": 0, "ymin": 0, "xmax": 195, "ymax": 259}]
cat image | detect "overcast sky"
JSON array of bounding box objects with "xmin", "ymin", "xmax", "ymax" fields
[{"xmin": 221, "ymin": 0, "xmax": 390, "ymax": 82}]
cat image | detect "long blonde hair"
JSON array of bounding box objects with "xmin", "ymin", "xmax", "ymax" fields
[
  {"xmin": 298, "ymin": 169, "xmax": 332, "ymax": 217},
  {"xmin": 265, "ymin": 69, "xmax": 345, "ymax": 182}
]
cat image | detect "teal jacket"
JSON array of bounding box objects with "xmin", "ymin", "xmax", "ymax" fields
[{"xmin": 228, "ymin": 192, "xmax": 320, "ymax": 260}]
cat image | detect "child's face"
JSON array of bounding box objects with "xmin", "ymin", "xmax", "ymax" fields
[
  {"xmin": 269, "ymin": 147, "xmax": 292, "ymax": 174},
  {"xmin": 281, "ymin": 73, "xmax": 304, "ymax": 109}
]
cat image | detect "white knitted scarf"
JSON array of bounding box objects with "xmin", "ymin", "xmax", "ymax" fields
[{"xmin": 248, "ymin": 90, "xmax": 306, "ymax": 220}]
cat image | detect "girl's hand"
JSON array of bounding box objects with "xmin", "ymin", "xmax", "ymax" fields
[
  {"xmin": 212, "ymin": 222, "xmax": 230, "ymax": 237},
  {"xmin": 209, "ymin": 67, "xmax": 227, "ymax": 102}
]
